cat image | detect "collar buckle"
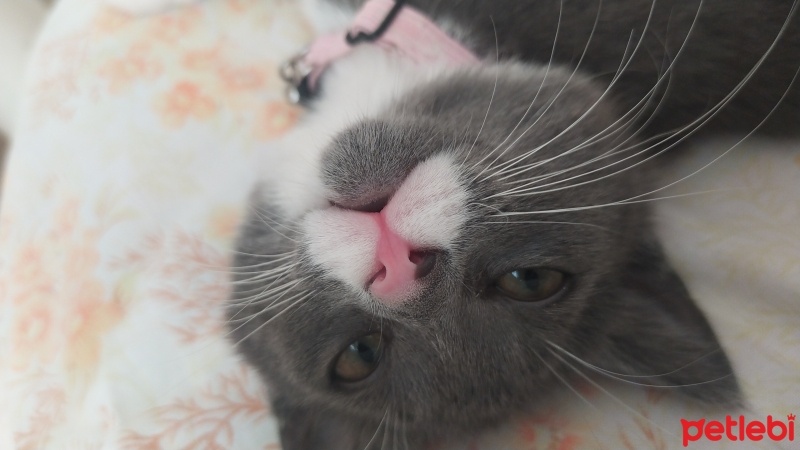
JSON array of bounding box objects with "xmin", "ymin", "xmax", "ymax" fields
[{"xmin": 279, "ymin": 49, "xmax": 311, "ymax": 104}]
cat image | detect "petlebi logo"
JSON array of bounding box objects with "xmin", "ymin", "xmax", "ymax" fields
[{"xmin": 681, "ymin": 413, "xmax": 796, "ymax": 447}]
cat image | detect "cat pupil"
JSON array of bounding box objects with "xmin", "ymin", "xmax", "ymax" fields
[
  {"xmin": 356, "ymin": 341, "xmax": 375, "ymax": 363},
  {"xmin": 513, "ymin": 269, "xmax": 539, "ymax": 291}
]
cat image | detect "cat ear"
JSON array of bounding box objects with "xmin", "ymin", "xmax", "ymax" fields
[
  {"xmin": 271, "ymin": 397, "xmax": 383, "ymax": 450},
  {"xmin": 583, "ymin": 240, "xmax": 741, "ymax": 405}
]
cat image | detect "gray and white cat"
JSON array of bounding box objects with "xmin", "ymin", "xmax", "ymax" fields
[{"xmin": 110, "ymin": 0, "xmax": 800, "ymax": 448}]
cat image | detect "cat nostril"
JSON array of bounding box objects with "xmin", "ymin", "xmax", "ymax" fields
[
  {"xmin": 369, "ymin": 267, "xmax": 387, "ymax": 285},
  {"xmin": 410, "ymin": 251, "xmax": 437, "ymax": 279}
]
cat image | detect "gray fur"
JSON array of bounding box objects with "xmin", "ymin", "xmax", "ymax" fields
[
  {"xmin": 229, "ymin": 1, "xmax": 800, "ymax": 448},
  {"xmin": 332, "ymin": 0, "xmax": 800, "ymax": 136}
]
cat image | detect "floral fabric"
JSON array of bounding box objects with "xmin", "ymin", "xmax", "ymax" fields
[{"xmin": 0, "ymin": 0, "xmax": 798, "ymax": 449}]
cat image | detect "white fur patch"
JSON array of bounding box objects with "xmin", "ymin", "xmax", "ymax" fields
[
  {"xmin": 303, "ymin": 207, "xmax": 380, "ymax": 292},
  {"xmin": 384, "ymin": 153, "xmax": 470, "ymax": 248}
]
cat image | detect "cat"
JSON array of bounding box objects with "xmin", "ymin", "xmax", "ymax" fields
[{"xmin": 107, "ymin": 0, "xmax": 800, "ymax": 448}]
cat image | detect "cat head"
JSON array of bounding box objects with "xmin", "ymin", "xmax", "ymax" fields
[{"xmin": 229, "ymin": 58, "xmax": 739, "ymax": 449}]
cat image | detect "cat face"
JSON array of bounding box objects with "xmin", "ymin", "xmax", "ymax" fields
[{"xmin": 229, "ymin": 61, "xmax": 738, "ymax": 449}]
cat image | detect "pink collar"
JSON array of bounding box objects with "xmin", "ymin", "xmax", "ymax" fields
[{"xmin": 281, "ymin": 0, "xmax": 480, "ymax": 102}]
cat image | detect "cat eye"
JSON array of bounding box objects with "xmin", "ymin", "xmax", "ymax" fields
[
  {"xmin": 333, "ymin": 333, "xmax": 385, "ymax": 383},
  {"xmin": 495, "ymin": 268, "xmax": 567, "ymax": 302}
]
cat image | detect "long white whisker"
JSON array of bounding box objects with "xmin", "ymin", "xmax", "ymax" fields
[
  {"xmin": 227, "ymin": 290, "xmax": 313, "ymax": 325},
  {"xmin": 492, "ymin": 60, "xmax": 799, "ymax": 200},
  {"xmin": 482, "ymin": 0, "xmax": 705, "ymax": 187},
  {"xmin": 228, "ymin": 259, "xmax": 297, "ymax": 281},
  {"xmin": 363, "ymin": 407, "xmax": 390, "ymax": 450},
  {"xmin": 477, "ymin": 0, "xmax": 662, "ymax": 182},
  {"xmin": 482, "ymin": 219, "xmax": 614, "ymax": 233},
  {"xmin": 546, "ymin": 345, "xmax": 680, "ymax": 439},
  {"xmin": 491, "ymin": 188, "xmax": 736, "ymax": 216},
  {"xmin": 485, "ymin": 66, "xmax": 681, "ymax": 190},
  {"xmin": 465, "ymin": 0, "xmax": 565, "ymax": 175},
  {"xmin": 228, "ymin": 280, "xmax": 307, "ymax": 322},
  {"xmin": 228, "ymin": 275, "xmax": 308, "ymax": 308},
  {"xmin": 230, "ymin": 291, "xmax": 317, "ymax": 347},
  {"xmin": 472, "ymin": 0, "xmax": 609, "ymax": 181},
  {"xmin": 546, "ymin": 343, "xmax": 734, "ymax": 388},
  {"xmin": 249, "ymin": 206, "xmax": 299, "ymax": 243},
  {"xmin": 486, "ymin": 48, "xmax": 797, "ymax": 212},
  {"xmin": 533, "ymin": 349, "xmax": 599, "ymax": 410},
  {"xmin": 503, "ymin": 55, "xmax": 799, "ymax": 207},
  {"xmin": 457, "ymin": 16, "xmax": 499, "ymax": 171},
  {"xmin": 484, "ymin": 122, "xmax": 677, "ymax": 198},
  {"xmin": 216, "ymin": 253, "xmax": 296, "ymax": 272}
]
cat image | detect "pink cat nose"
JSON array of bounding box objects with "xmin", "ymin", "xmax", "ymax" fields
[{"xmin": 366, "ymin": 212, "xmax": 437, "ymax": 305}]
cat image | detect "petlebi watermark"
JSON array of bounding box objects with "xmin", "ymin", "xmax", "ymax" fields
[{"xmin": 681, "ymin": 413, "xmax": 796, "ymax": 447}]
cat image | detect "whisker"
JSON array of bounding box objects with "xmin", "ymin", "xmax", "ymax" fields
[
  {"xmin": 227, "ymin": 290, "xmax": 313, "ymax": 325},
  {"xmin": 392, "ymin": 407, "xmax": 399, "ymax": 450},
  {"xmin": 501, "ymin": 54, "xmax": 799, "ymax": 206},
  {"xmin": 400, "ymin": 401, "xmax": 410, "ymax": 450},
  {"xmin": 230, "ymin": 291, "xmax": 317, "ymax": 348},
  {"xmin": 472, "ymin": 0, "xmax": 609, "ymax": 181},
  {"xmin": 228, "ymin": 275, "xmax": 309, "ymax": 308},
  {"xmin": 467, "ymin": 201, "xmax": 505, "ymax": 215},
  {"xmin": 483, "ymin": 124, "xmax": 676, "ymax": 198},
  {"xmin": 481, "ymin": 0, "xmax": 704, "ymax": 187},
  {"xmin": 457, "ymin": 16, "xmax": 499, "ymax": 171},
  {"xmin": 228, "ymin": 293, "xmax": 310, "ymax": 344},
  {"xmin": 477, "ymin": 0, "xmax": 662, "ymax": 182},
  {"xmin": 485, "ymin": 53, "xmax": 799, "ymax": 204},
  {"xmin": 545, "ymin": 345, "xmax": 680, "ymax": 439},
  {"xmin": 249, "ymin": 206, "xmax": 300, "ymax": 243},
  {"xmin": 484, "ymin": 69, "xmax": 686, "ymax": 191},
  {"xmin": 489, "ymin": 188, "xmax": 737, "ymax": 216},
  {"xmin": 533, "ymin": 349, "xmax": 599, "ymax": 411},
  {"xmin": 546, "ymin": 342, "xmax": 734, "ymax": 388},
  {"xmin": 251, "ymin": 202, "xmax": 303, "ymax": 230},
  {"xmin": 490, "ymin": 62, "xmax": 798, "ymax": 200},
  {"xmin": 481, "ymin": 219, "xmax": 614, "ymax": 233},
  {"xmin": 220, "ymin": 252, "xmax": 295, "ymax": 269},
  {"xmin": 465, "ymin": 0, "xmax": 565, "ymax": 176},
  {"xmin": 380, "ymin": 402, "xmax": 391, "ymax": 450},
  {"xmin": 227, "ymin": 248, "xmax": 298, "ymax": 259},
  {"xmin": 228, "ymin": 261, "xmax": 297, "ymax": 288},
  {"xmin": 363, "ymin": 407, "xmax": 390, "ymax": 450},
  {"xmin": 228, "ymin": 280, "xmax": 307, "ymax": 310},
  {"xmin": 621, "ymin": 68, "xmax": 800, "ymax": 203},
  {"xmin": 229, "ymin": 262, "xmax": 297, "ymax": 286},
  {"xmin": 530, "ymin": 347, "xmax": 608, "ymax": 450}
]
